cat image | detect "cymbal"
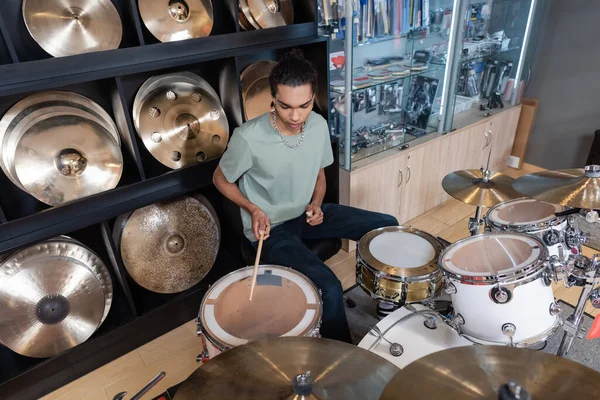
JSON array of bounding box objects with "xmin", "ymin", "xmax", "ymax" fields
[
  {"xmin": 240, "ymin": 60, "xmax": 277, "ymax": 96},
  {"xmin": 442, "ymin": 169, "xmax": 521, "ymax": 207},
  {"xmin": 12, "ymin": 112, "xmax": 123, "ymax": 206},
  {"xmin": 0, "ymin": 239, "xmax": 111, "ymax": 358},
  {"xmin": 513, "ymin": 166, "xmax": 600, "ymax": 209},
  {"xmin": 243, "ymin": 76, "xmax": 273, "ymax": 120},
  {"xmin": 174, "ymin": 337, "xmax": 399, "ymax": 400},
  {"xmin": 239, "ymin": 0, "xmax": 261, "ymax": 30},
  {"xmin": 380, "ymin": 345, "xmax": 600, "ymax": 399},
  {"xmin": 22, "ymin": 0, "xmax": 122, "ymax": 57},
  {"xmin": 134, "ymin": 78, "xmax": 229, "ymax": 169},
  {"xmin": 138, "ymin": 0, "xmax": 214, "ymax": 42},
  {"xmin": 247, "ymin": 0, "xmax": 294, "ymax": 29},
  {"xmin": 116, "ymin": 194, "xmax": 220, "ymax": 294}
]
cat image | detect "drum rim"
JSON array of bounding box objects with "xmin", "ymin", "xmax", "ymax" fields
[
  {"xmin": 357, "ymin": 226, "xmax": 444, "ymax": 278},
  {"xmin": 438, "ymin": 232, "xmax": 549, "ymax": 284},
  {"xmin": 486, "ymin": 197, "xmax": 566, "ymax": 232},
  {"xmin": 198, "ymin": 264, "xmax": 323, "ymax": 350}
]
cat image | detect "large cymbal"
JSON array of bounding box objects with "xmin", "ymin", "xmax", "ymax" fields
[
  {"xmin": 513, "ymin": 166, "xmax": 600, "ymax": 209},
  {"xmin": 247, "ymin": 0, "xmax": 294, "ymax": 29},
  {"xmin": 442, "ymin": 169, "xmax": 521, "ymax": 207},
  {"xmin": 133, "ymin": 74, "xmax": 229, "ymax": 169},
  {"xmin": 0, "ymin": 239, "xmax": 112, "ymax": 358},
  {"xmin": 244, "ymin": 76, "xmax": 272, "ymax": 120},
  {"xmin": 22, "ymin": 0, "xmax": 122, "ymax": 57},
  {"xmin": 138, "ymin": 0, "xmax": 214, "ymax": 42},
  {"xmin": 116, "ymin": 194, "xmax": 220, "ymax": 294},
  {"xmin": 380, "ymin": 345, "xmax": 600, "ymax": 399},
  {"xmin": 174, "ymin": 337, "xmax": 399, "ymax": 400},
  {"xmin": 240, "ymin": 60, "xmax": 277, "ymax": 95},
  {"xmin": 12, "ymin": 112, "xmax": 123, "ymax": 206}
]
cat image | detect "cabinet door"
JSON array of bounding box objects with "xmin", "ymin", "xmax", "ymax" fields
[
  {"xmin": 488, "ymin": 107, "xmax": 522, "ymax": 171},
  {"xmin": 398, "ymin": 145, "xmax": 440, "ymax": 223}
]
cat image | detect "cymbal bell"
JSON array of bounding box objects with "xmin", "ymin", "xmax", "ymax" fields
[
  {"xmin": 247, "ymin": 0, "xmax": 294, "ymax": 29},
  {"xmin": 22, "ymin": 0, "xmax": 123, "ymax": 57},
  {"xmin": 442, "ymin": 169, "xmax": 521, "ymax": 207},
  {"xmin": 138, "ymin": 0, "xmax": 214, "ymax": 42},
  {"xmin": 116, "ymin": 194, "xmax": 220, "ymax": 294},
  {"xmin": 174, "ymin": 337, "xmax": 399, "ymax": 399},
  {"xmin": 380, "ymin": 345, "xmax": 600, "ymax": 399},
  {"xmin": 513, "ymin": 165, "xmax": 600, "ymax": 209}
]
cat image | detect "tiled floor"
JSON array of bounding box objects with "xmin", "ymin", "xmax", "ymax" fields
[{"xmin": 42, "ymin": 164, "xmax": 599, "ymax": 399}]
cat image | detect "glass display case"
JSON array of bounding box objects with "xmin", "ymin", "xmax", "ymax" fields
[{"xmin": 319, "ymin": 0, "xmax": 542, "ymax": 170}]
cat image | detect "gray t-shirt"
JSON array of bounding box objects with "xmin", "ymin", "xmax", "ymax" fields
[{"xmin": 219, "ymin": 111, "xmax": 334, "ymax": 242}]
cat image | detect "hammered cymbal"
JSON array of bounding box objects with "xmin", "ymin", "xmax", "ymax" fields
[
  {"xmin": 243, "ymin": 76, "xmax": 272, "ymax": 120},
  {"xmin": 174, "ymin": 337, "xmax": 399, "ymax": 400},
  {"xmin": 117, "ymin": 194, "xmax": 220, "ymax": 294},
  {"xmin": 247, "ymin": 0, "xmax": 294, "ymax": 28},
  {"xmin": 22, "ymin": 0, "xmax": 122, "ymax": 57},
  {"xmin": 380, "ymin": 345, "xmax": 600, "ymax": 399},
  {"xmin": 134, "ymin": 80, "xmax": 229, "ymax": 169},
  {"xmin": 0, "ymin": 240, "xmax": 110, "ymax": 358},
  {"xmin": 12, "ymin": 112, "xmax": 123, "ymax": 206},
  {"xmin": 138, "ymin": 0, "xmax": 214, "ymax": 42},
  {"xmin": 513, "ymin": 166, "xmax": 600, "ymax": 209},
  {"xmin": 442, "ymin": 169, "xmax": 521, "ymax": 207}
]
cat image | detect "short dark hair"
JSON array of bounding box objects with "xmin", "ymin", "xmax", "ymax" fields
[{"xmin": 269, "ymin": 49, "xmax": 317, "ymax": 97}]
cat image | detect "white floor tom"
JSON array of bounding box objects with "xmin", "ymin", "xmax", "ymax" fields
[
  {"xmin": 439, "ymin": 232, "xmax": 560, "ymax": 346},
  {"xmin": 197, "ymin": 265, "xmax": 322, "ymax": 361},
  {"xmin": 358, "ymin": 304, "xmax": 472, "ymax": 369}
]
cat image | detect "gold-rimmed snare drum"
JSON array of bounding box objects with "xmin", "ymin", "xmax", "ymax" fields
[{"xmin": 356, "ymin": 226, "xmax": 444, "ymax": 304}]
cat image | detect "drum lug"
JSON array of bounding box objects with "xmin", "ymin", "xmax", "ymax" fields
[
  {"xmin": 549, "ymin": 302, "xmax": 561, "ymax": 316},
  {"xmin": 423, "ymin": 316, "xmax": 437, "ymax": 330},
  {"xmin": 389, "ymin": 343, "xmax": 404, "ymax": 357},
  {"xmin": 490, "ymin": 285, "xmax": 512, "ymax": 304},
  {"xmin": 444, "ymin": 282, "xmax": 457, "ymax": 295},
  {"xmin": 453, "ymin": 313, "xmax": 465, "ymax": 327},
  {"xmin": 196, "ymin": 327, "xmax": 210, "ymax": 363},
  {"xmin": 502, "ymin": 323, "xmax": 517, "ymax": 347}
]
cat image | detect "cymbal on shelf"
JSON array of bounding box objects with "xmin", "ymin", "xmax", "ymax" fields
[
  {"xmin": 442, "ymin": 168, "xmax": 521, "ymax": 207},
  {"xmin": 22, "ymin": 0, "xmax": 123, "ymax": 57},
  {"xmin": 138, "ymin": 0, "xmax": 214, "ymax": 42},
  {"xmin": 239, "ymin": 0, "xmax": 261, "ymax": 30},
  {"xmin": 246, "ymin": 0, "xmax": 294, "ymax": 29}
]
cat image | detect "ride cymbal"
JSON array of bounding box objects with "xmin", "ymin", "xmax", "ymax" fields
[
  {"xmin": 513, "ymin": 165, "xmax": 600, "ymax": 209},
  {"xmin": 247, "ymin": 0, "xmax": 294, "ymax": 28},
  {"xmin": 174, "ymin": 337, "xmax": 399, "ymax": 400},
  {"xmin": 22, "ymin": 0, "xmax": 122, "ymax": 57},
  {"xmin": 380, "ymin": 345, "xmax": 600, "ymax": 399},
  {"xmin": 0, "ymin": 239, "xmax": 112, "ymax": 358},
  {"xmin": 133, "ymin": 76, "xmax": 229, "ymax": 169},
  {"xmin": 116, "ymin": 194, "xmax": 220, "ymax": 294},
  {"xmin": 442, "ymin": 169, "xmax": 521, "ymax": 207},
  {"xmin": 138, "ymin": 0, "xmax": 214, "ymax": 42}
]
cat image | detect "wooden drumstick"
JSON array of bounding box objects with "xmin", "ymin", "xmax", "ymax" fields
[{"xmin": 249, "ymin": 231, "xmax": 265, "ymax": 301}]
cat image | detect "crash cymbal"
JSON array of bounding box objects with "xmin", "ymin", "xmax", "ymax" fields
[
  {"xmin": 12, "ymin": 112, "xmax": 123, "ymax": 206},
  {"xmin": 379, "ymin": 345, "xmax": 600, "ymax": 399},
  {"xmin": 22, "ymin": 0, "xmax": 122, "ymax": 57},
  {"xmin": 174, "ymin": 337, "xmax": 399, "ymax": 400},
  {"xmin": 134, "ymin": 80, "xmax": 229, "ymax": 169},
  {"xmin": 247, "ymin": 0, "xmax": 294, "ymax": 29},
  {"xmin": 513, "ymin": 165, "xmax": 600, "ymax": 209},
  {"xmin": 116, "ymin": 194, "xmax": 220, "ymax": 294},
  {"xmin": 138, "ymin": 0, "xmax": 214, "ymax": 42},
  {"xmin": 239, "ymin": 0, "xmax": 262, "ymax": 30},
  {"xmin": 442, "ymin": 169, "xmax": 521, "ymax": 207},
  {"xmin": 240, "ymin": 60, "xmax": 277, "ymax": 96},
  {"xmin": 0, "ymin": 239, "xmax": 111, "ymax": 358},
  {"xmin": 243, "ymin": 76, "xmax": 272, "ymax": 120}
]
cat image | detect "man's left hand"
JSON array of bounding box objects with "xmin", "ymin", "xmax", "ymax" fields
[{"xmin": 306, "ymin": 203, "xmax": 324, "ymax": 226}]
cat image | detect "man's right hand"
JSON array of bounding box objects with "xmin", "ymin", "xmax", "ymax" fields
[{"xmin": 251, "ymin": 207, "xmax": 270, "ymax": 241}]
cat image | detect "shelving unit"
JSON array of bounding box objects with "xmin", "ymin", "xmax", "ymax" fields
[{"xmin": 0, "ymin": 1, "xmax": 332, "ymax": 399}]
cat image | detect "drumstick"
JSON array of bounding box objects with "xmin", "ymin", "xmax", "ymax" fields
[{"xmin": 249, "ymin": 231, "xmax": 264, "ymax": 301}]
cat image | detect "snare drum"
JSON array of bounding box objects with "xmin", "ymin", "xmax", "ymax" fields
[
  {"xmin": 439, "ymin": 232, "xmax": 560, "ymax": 346},
  {"xmin": 358, "ymin": 304, "xmax": 472, "ymax": 369},
  {"xmin": 197, "ymin": 265, "xmax": 322, "ymax": 360},
  {"xmin": 486, "ymin": 198, "xmax": 573, "ymax": 260},
  {"xmin": 356, "ymin": 226, "xmax": 444, "ymax": 305}
]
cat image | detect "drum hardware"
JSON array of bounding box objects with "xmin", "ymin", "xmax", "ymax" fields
[
  {"xmin": 549, "ymin": 301, "xmax": 562, "ymax": 316},
  {"xmin": 423, "ymin": 316, "xmax": 437, "ymax": 330},
  {"xmin": 175, "ymin": 337, "xmax": 399, "ymax": 400},
  {"xmin": 368, "ymin": 325, "xmax": 403, "ymax": 357},
  {"xmin": 502, "ymin": 323, "xmax": 517, "ymax": 346},
  {"xmin": 444, "ymin": 282, "xmax": 457, "ymax": 295},
  {"xmin": 490, "ymin": 285, "xmax": 512, "ymax": 304},
  {"xmin": 499, "ymin": 380, "xmax": 531, "ymax": 400},
  {"xmin": 22, "ymin": 0, "xmax": 123, "ymax": 57},
  {"xmin": 138, "ymin": 0, "xmax": 214, "ymax": 42}
]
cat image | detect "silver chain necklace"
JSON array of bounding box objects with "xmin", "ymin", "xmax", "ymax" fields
[{"xmin": 271, "ymin": 111, "xmax": 306, "ymax": 149}]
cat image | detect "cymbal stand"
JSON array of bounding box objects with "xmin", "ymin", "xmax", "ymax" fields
[
  {"xmin": 468, "ymin": 166, "xmax": 491, "ymax": 236},
  {"xmin": 557, "ymin": 254, "xmax": 600, "ymax": 357}
]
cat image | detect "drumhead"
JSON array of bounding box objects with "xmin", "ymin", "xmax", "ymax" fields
[
  {"xmin": 199, "ymin": 265, "xmax": 321, "ymax": 349},
  {"xmin": 358, "ymin": 226, "xmax": 443, "ymax": 277},
  {"xmin": 487, "ymin": 198, "xmax": 564, "ymax": 226},
  {"xmin": 441, "ymin": 233, "xmax": 544, "ymax": 277}
]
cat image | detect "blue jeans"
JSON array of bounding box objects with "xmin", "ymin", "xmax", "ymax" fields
[{"xmin": 253, "ymin": 203, "xmax": 398, "ymax": 343}]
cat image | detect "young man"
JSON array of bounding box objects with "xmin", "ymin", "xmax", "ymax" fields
[{"xmin": 213, "ymin": 49, "xmax": 398, "ymax": 343}]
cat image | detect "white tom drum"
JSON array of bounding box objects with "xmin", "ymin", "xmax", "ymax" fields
[
  {"xmin": 356, "ymin": 227, "xmax": 444, "ymax": 305},
  {"xmin": 197, "ymin": 265, "xmax": 322, "ymax": 361},
  {"xmin": 439, "ymin": 232, "xmax": 561, "ymax": 347},
  {"xmin": 486, "ymin": 198, "xmax": 577, "ymax": 261},
  {"xmin": 358, "ymin": 304, "xmax": 472, "ymax": 369}
]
